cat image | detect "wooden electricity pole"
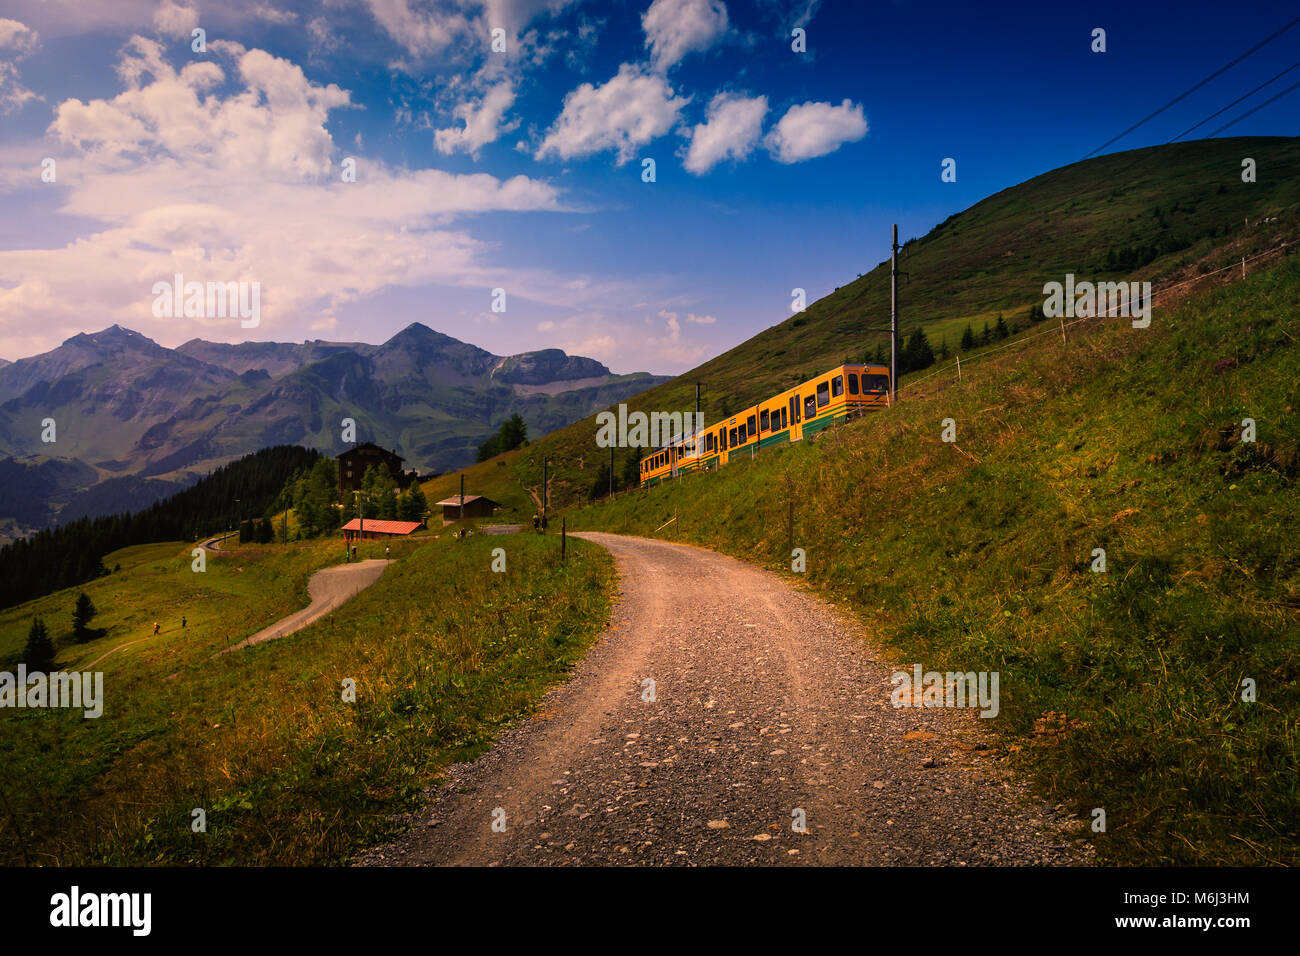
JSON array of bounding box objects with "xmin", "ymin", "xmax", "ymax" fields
[{"xmin": 890, "ymin": 223, "xmax": 899, "ymax": 405}]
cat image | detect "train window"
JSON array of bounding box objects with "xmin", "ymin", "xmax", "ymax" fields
[
  {"xmin": 804, "ymin": 395, "xmax": 817, "ymax": 418},
  {"xmin": 729, "ymin": 427, "xmax": 737, "ymax": 448},
  {"xmin": 847, "ymin": 373, "xmax": 859, "ymax": 394},
  {"xmin": 791, "ymin": 396, "xmax": 800, "ymax": 424},
  {"xmin": 781, "ymin": 407, "xmax": 788, "ymax": 429},
  {"xmin": 746, "ymin": 415, "xmax": 756, "ymax": 435},
  {"xmin": 816, "ymin": 381, "xmax": 830, "ymax": 407},
  {"xmin": 707, "ymin": 433, "xmax": 715, "ymax": 452},
  {"xmin": 760, "ymin": 409, "xmax": 770, "ymax": 432},
  {"xmin": 738, "ymin": 423, "xmax": 747, "ymax": 443},
  {"xmin": 831, "ymin": 376, "xmax": 844, "ymax": 397},
  {"xmin": 864, "ymin": 374, "xmax": 889, "ymax": 392}
]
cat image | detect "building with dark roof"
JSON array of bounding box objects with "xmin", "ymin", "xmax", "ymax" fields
[
  {"xmin": 337, "ymin": 442, "xmax": 410, "ymax": 494},
  {"xmin": 434, "ymin": 494, "xmax": 500, "ymax": 522}
]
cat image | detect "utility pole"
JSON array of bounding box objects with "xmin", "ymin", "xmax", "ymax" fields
[
  {"xmin": 459, "ymin": 473, "xmax": 465, "ymax": 523},
  {"xmin": 609, "ymin": 444, "xmax": 614, "ymax": 499},
  {"xmin": 542, "ymin": 458, "xmax": 548, "ymax": 529},
  {"xmin": 890, "ymin": 223, "xmax": 899, "ymax": 405}
]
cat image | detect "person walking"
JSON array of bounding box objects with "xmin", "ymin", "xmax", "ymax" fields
[
  {"xmin": 385, "ymin": 545, "xmax": 390, "ymax": 559},
  {"xmin": 153, "ymin": 621, "xmax": 160, "ymax": 635},
  {"xmin": 532, "ymin": 513, "xmax": 540, "ymax": 533},
  {"xmin": 181, "ymin": 615, "xmax": 186, "ymax": 628}
]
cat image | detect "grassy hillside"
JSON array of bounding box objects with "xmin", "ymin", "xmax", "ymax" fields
[
  {"xmin": 465, "ymin": 137, "xmax": 1300, "ymax": 512},
  {"xmin": 0, "ymin": 532, "xmax": 610, "ymax": 864},
  {"xmin": 417, "ymin": 446, "xmax": 535, "ymax": 522},
  {"xmin": 568, "ymin": 254, "xmax": 1300, "ymax": 866}
]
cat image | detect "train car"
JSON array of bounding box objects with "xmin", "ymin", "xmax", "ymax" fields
[{"xmin": 639, "ymin": 363, "xmax": 890, "ymax": 488}]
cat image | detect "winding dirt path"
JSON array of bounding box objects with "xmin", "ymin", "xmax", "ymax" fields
[
  {"xmin": 221, "ymin": 559, "xmax": 391, "ymax": 654},
  {"xmin": 359, "ymin": 533, "xmax": 1089, "ymax": 866}
]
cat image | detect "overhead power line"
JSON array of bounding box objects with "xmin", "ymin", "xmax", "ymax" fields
[
  {"xmin": 1083, "ymin": 13, "xmax": 1300, "ymax": 158},
  {"xmin": 1168, "ymin": 57, "xmax": 1300, "ymax": 141},
  {"xmin": 1208, "ymin": 77, "xmax": 1300, "ymax": 137}
]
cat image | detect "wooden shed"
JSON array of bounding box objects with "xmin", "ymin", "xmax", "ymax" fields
[{"xmin": 435, "ymin": 495, "xmax": 500, "ymax": 522}]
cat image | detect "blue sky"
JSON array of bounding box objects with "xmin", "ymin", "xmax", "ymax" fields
[{"xmin": 0, "ymin": 0, "xmax": 1296, "ymax": 373}]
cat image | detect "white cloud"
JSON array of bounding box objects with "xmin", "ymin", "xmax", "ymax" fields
[
  {"xmin": 685, "ymin": 312, "xmax": 716, "ymax": 323},
  {"xmin": 434, "ymin": 80, "xmax": 518, "ymax": 156},
  {"xmin": 359, "ymin": 0, "xmax": 474, "ymax": 56},
  {"xmin": 683, "ymin": 91, "xmax": 767, "ymax": 174},
  {"xmin": 306, "ymin": 16, "xmax": 342, "ymax": 54},
  {"xmin": 0, "ymin": 18, "xmax": 39, "ymax": 55},
  {"xmin": 0, "ymin": 18, "xmax": 39, "ymax": 113},
  {"xmin": 152, "ymin": 0, "xmax": 199, "ymax": 39},
  {"xmin": 537, "ymin": 63, "xmax": 689, "ymax": 165},
  {"xmin": 0, "ymin": 36, "xmax": 579, "ymax": 356},
  {"xmin": 765, "ymin": 98, "xmax": 866, "ymax": 163},
  {"xmin": 642, "ymin": 0, "xmax": 728, "ymax": 72},
  {"xmin": 249, "ymin": 3, "xmax": 298, "ymax": 24},
  {"xmin": 52, "ymin": 37, "xmax": 351, "ymax": 179},
  {"xmin": 360, "ymin": 0, "xmax": 577, "ymax": 58}
]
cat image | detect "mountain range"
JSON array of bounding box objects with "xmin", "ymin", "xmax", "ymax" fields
[{"xmin": 0, "ymin": 323, "xmax": 668, "ymax": 537}]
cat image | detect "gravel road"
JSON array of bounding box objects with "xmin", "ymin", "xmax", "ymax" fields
[
  {"xmin": 359, "ymin": 533, "xmax": 1090, "ymax": 866},
  {"xmin": 222, "ymin": 559, "xmax": 391, "ymax": 653}
]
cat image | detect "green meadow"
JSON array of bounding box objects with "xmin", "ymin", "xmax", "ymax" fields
[{"xmin": 0, "ymin": 532, "xmax": 610, "ymax": 865}]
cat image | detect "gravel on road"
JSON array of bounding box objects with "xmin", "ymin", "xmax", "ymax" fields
[{"xmin": 358, "ymin": 533, "xmax": 1090, "ymax": 866}]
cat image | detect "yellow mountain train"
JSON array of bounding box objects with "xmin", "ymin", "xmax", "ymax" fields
[{"xmin": 639, "ymin": 364, "xmax": 891, "ymax": 487}]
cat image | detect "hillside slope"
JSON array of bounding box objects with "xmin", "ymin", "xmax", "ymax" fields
[
  {"xmin": 569, "ymin": 253, "xmax": 1300, "ymax": 866},
  {"xmin": 469, "ymin": 136, "xmax": 1300, "ymax": 510}
]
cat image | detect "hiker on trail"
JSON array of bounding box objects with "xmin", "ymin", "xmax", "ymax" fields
[
  {"xmin": 541, "ymin": 515, "xmax": 548, "ymax": 532},
  {"xmin": 385, "ymin": 545, "xmax": 390, "ymax": 559},
  {"xmin": 181, "ymin": 616, "xmax": 186, "ymax": 628},
  {"xmin": 153, "ymin": 621, "xmax": 160, "ymax": 635},
  {"xmin": 532, "ymin": 513, "xmax": 539, "ymax": 532},
  {"xmin": 351, "ymin": 545, "xmax": 357, "ymax": 560}
]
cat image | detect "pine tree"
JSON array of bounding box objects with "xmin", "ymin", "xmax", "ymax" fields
[
  {"xmin": 72, "ymin": 592, "xmax": 97, "ymax": 643},
  {"xmin": 995, "ymin": 314, "xmax": 1010, "ymax": 340},
  {"xmin": 406, "ymin": 481, "xmax": 427, "ymax": 523},
  {"xmin": 500, "ymin": 414, "xmax": 528, "ymax": 451},
  {"xmin": 588, "ymin": 463, "xmax": 613, "ymax": 500},
  {"xmin": 373, "ymin": 463, "xmax": 398, "ymax": 519},
  {"xmin": 24, "ymin": 618, "xmax": 54, "ymax": 670},
  {"xmin": 960, "ymin": 324, "xmax": 976, "ymax": 351},
  {"xmin": 901, "ymin": 327, "xmax": 935, "ymax": 373},
  {"xmin": 980, "ymin": 322, "xmax": 992, "ymax": 346},
  {"xmin": 621, "ymin": 449, "xmax": 643, "ymax": 489}
]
